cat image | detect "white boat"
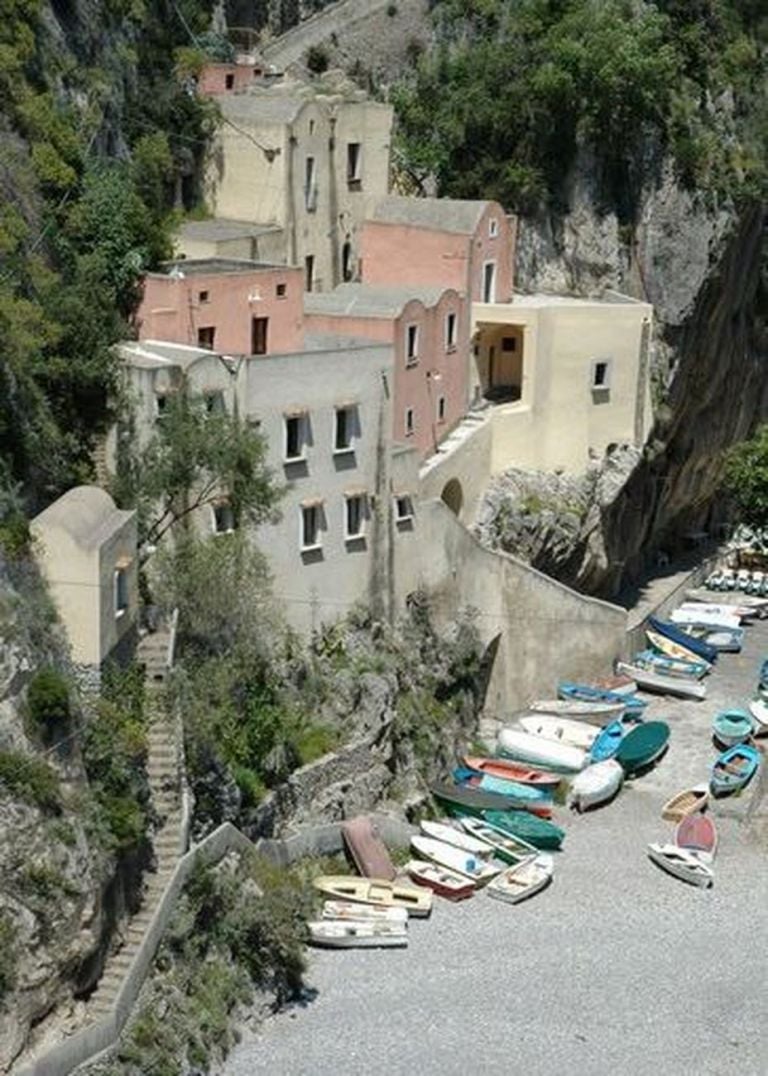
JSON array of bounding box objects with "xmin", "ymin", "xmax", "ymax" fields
[
  {"xmin": 498, "ymin": 727, "xmax": 587, "ymax": 773},
  {"xmin": 748, "ymin": 696, "xmax": 768, "ymax": 735},
  {"xmin": 486, "ymin": 854, "xmax": 553, "ymax": 904},
  {"xmin": 685, "ymin": 588, "xmax": 768, "ymax": 615},
  {"xmin": 308, "ymin": 919, "xmax": 408, "ymax": 948},
  {"xmin": 459, "ymin": 817, "xmax": 540, "ymax": 863},
  {"xmin": 647, "ymin": 843, "xmax": 714, "ymax": 888},
  {"xmin": 568, "ymin": 760, "xmax": 624, "ymax": 812},
  {"xmin": 615, "ymin": 661, "xmax": 707, "ymax": 701},
  {"xmin": 420, "ymin": 819, "xmax": 495, "ymax": 857},
  {"xmin": 405, "ymin": 859, "xmax": 476, "ymax": 900},
  {"xmin": 646, "ymin": 629, "xmax": 705, "ymax": 667},
  {"xmin": 322, "ymin": 901, "xmax": 408, "ymax": 923},
  {"xmin": 518, "ymin": 714, "xmax": 599, "ymax": 751},
  {"xmin": 410, "ymin": 835, "xmax": 501, "ymax": 883},
  {"xmin": 670, "ymin": 607, "xmax": 742, "ymax": 629},
  {"xmin": 528, "ymin": 699, "xmax": 625, "ymax": 725}
]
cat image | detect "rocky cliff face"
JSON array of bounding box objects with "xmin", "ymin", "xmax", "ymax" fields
[{"xmin": 514, "ymin": 158, "xmax": 766, "ymax": 595}]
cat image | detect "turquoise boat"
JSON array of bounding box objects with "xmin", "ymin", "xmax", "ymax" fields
[
  {"xmin": 710, "ymin": 744, "xmax": 760, "ymax": 796},
  {"xmin": 483, "ymin": 809, "xmax": 565, "ymax": 851},
  {"xmin": 589, "ymin": 720, "xmax": 625, "ymax": 762},
  {"xmin": 557, "ymin": 682, "xmax": 647, "ymax": 716},
  {"xmin": 452, "ymin": 767, "xmax": 552, "ymax": 805},
  {"xmin": 615, "ymin": 721, "xmax": 670, "ymax": 775},
  {"xmin": 712, "ymin": 709, "xmax": 753, "ymax": 748}
]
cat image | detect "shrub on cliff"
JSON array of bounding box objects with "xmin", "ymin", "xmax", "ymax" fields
[
  {"xmin": 26, "ymin": 666, "xmax": 72, "ymax": 743},
  {"xmin": 724, "ymin": 423, "xmax": 768, "ymax": 533}
]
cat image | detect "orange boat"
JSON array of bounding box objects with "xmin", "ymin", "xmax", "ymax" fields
[{"xmin": 461, "ymin": 756, "xmax": 561, "ymax": 791}]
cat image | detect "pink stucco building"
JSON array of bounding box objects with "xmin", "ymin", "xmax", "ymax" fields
[
  {"xmin": 360, "ymin": 196, "xmax": 516, "ymax": 303},
  {"xmin": 304, "ymin": 283, "xmax": 468, "ymax": 459},
  {"xmin": 136, "ymin": 259, "xmax": 304, "ymax": 356},
  {"xmin": 197, "ymin": 59, "xmax": 265, "ymax": 96}
]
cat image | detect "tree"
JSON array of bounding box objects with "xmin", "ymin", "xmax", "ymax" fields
[
  {"xmin": 115, "ymin": 390, "xmax": 283, "ymax": 552},
  {"xmin": 723, "ymin": 424, "xmax": 768, "ymax": 532}
]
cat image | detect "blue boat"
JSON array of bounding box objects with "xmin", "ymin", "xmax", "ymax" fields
[
  {"xmin": 589, "ymin": 720, "xmax": 625, "ymax": 762},
  {"xmin": 759, "ymin": 658, "xmax": 768, "ymax": 690},
  {"xmin": 712, "ymin": 709, "xmax": 753, "ymax": 748},
  {"xmin": 681, "ymin": 624, "xmax": 743, "ymax": 653},
  {"xmin": 634, "ymin": 648, "xmax": 709, "ymax": 680},
  {"xmin": 452, "ymin": 767, "xmax": 553, "ymax": 809},
  {"xmin": 558, "ymin": 681, "xmax": 647, "ymax": 716},
  {"xmin": 710, "ymin": 744, "xmax": 760, "ymax": 796},
  {"xmin": 648, "ymin": 616, "xmax": 718, "ymax": 664}
]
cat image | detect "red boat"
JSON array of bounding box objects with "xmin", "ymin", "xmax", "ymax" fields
[
  {"xmin": 461, "ymin": 756, "xmax": 561, "ymax": 790},
  {"xmin": 406, "ymin": 859, "xmax": 475, "ymax": 901},
  {"xmin": 674, "ymin": 813, "xmax": 718, "ymax": 863},
  {"xmin": 341, "ymin": 817, "xmax": 396, "ymax": 880}
]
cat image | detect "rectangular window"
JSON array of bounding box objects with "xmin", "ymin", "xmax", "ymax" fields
[
  {"xmin": 334, "ymin": 406, "xmax": 355, "ymax": 452},
  {"xmin": 405, "ymin": 324, "xmax": 419, "ymax": 365},
  {"xmin": 197, "ymin": 326, "xmax": 215, "ymax": 350},
  {"xmin": 305, "ymin": 255, "xmax": 315, "ymax": 292},
  {"xmin": 301, "ymin": 503, "xmax": 322, "ymax": 550},
  {"xmin": 347, "ymin": 142, "xmax": 362, "ymax": 187},
  {"xmin": 212, "ymin": 502, "xmax": 235, "ymax": 534},
  {"xmin": 482, "ymin": 261, "xmax": 496, "ymax": 303},
  {"xmin": 437, "ymin": 396, "xmax": 446, "ymax": 424},
  {"xmin": 501, "ymin": 336, "xmax": 517, "ymax": 352},
  {"xmin": 276, "ymin": 283, "xmax": 287, "ymax": 298},
  {"xmin": 251, "ymin": 316, "xmax": 269, "ymax": 355},
  {"xmin": 445, "ymin": 312, "xmax": 457, "ymax": 350},
  {"xmin": 225, "ymin": 73, "xmax": 234, "ymax": 90},
  {"xmin": 155, "ymin": 394, "xmax": 169, "ymax": 419},
  {"xmin": 591, "ymin": 359, "xmax": 612, "ymax": 390},
  {"xmin": 489, "ymin": 218, "xmax": 499, "ymax": 238},
  {"xmin": 114, "ymin": 568, "xmax": 129, "ymax": 617},
  {"xmin": 405, "ymin": 407, "xmax": 415, "ymax": 437},
  {"xmin": 199, "ymin": 290, "xmax": 209, "ymax": 303},
  {"xmin": 395, "ymin": 495, "xmax": 414, "ymax": 522},
  {"xmin": 284, "ymin": 414, "xmax": 305, "ymax": 461},
  {"xmin": 305, "ymin": 156, "xmax": 317, "ymax": 211},
  {"xmin": 204, "ymin": 391, "xmax": 225, "ymax": 415},
  {"xmin": 345, "ymin": 494, "xmax": 366, "ymax": 540}
]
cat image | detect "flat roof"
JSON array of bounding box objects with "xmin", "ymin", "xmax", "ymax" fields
[
  {"xmin": 148, "ymin": 257, "xmax": 288, "ymax": 278},
  {"xmin": 371, "ymin": 195, "xmax": 491, "ymax": 235},
  {"xmin": 178, "ymin": 219, "xmax": 282, "ymax": 242},
  {"xmin": 475, "ymin": 290, "xmax": 649, "ymax": 312},
  {"xmin": 305, "ymin": 283, "xmax": 450, "ymax": 319}
]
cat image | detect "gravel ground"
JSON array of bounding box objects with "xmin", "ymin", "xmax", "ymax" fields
[{"xmin": 225, "ymin": 618, "xmax": 768, "ymax": 1076}]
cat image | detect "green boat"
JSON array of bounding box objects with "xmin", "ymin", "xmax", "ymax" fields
[
  {"xmin": 615, "ymin": 721, "xmax": 670, "ymax": 775},
  {"xmin": 431, "ymin": 782, "xmax": 518, "ymax": 819},
  {"xmin": 482, "ymin": 809, "xmax": 565, "ymax": 851}
]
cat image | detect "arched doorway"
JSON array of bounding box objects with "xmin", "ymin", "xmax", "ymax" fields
[{"xmin": 441, "ymin": 478, "xmax": 464, "ymax": 517}]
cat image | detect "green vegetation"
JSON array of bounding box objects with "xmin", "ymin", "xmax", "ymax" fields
[
  {"xmin": 26, "ymin": 666, "xmax": 72, "ymax": 743},
  {"xmin": 0, "ymin": 913, "xmax": 16, "ymax": 1002},
  {"xmin": 723, "ymin": 424, "xmax": 768, "ymax": 532},
  {"xmin": 392, "ymin": 0, "xmax": 767, "ymax": 214},
  {"xmin": 0, "ymin": 748, "xmax": 60, "ymax": 812}
]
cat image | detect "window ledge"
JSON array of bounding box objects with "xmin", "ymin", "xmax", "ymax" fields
[
  {"xmin": 333, "ymin": 446, "xmax": 355, "ymax": 456},
  {"xmin": 405, "ymin": 358, "xmax": 418, "ymax": 368},
  {"xmin": 395, "ymin": 514, "xmax": 414, "ymax": 524},
  {"xmin": 284, "ymin": 454, "xmax": 307, "ymax": 465},
  {"xmin": 300, "ymin": 543, "xmax": 323, "ymax": 554},
  {"xmin": 345, "ymin": 533, "xmax": 365, "ymax": 545},
  {"xmin": 115, "ymin": 607, "xmax": 127, "ymax": 620},
  {"xmin": 446, "ymin": 344, "xmax": 457, "ymax": 353}
]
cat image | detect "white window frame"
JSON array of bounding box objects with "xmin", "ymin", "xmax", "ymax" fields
[
  {"xmin": 344, "ymin": 493, "xmax": 367, "ymax": 542},
  {"xmin": 591, "ymin": 358, "xmax": 612, "ymax": 392},
  {"xmin": 114, "ymin": 568, "xmax": 129, "ymax": 618},
  {"xmin": 405, "ymin": 324, "xmax": 419, "ymax": 366},
  {"xmin": 347, "ymin": 142, "xmax": 362, "ymax": 184},
  {"xmin": 445, "ymin": 311, "xmax": 457, "ymax": 351},
  {"xmin": 334, "ymin": 406, "xmax": 355, "ymax": 455},
  {"xmin": 405, "ymin": 407, "xmax": 415, "ymax": 437},
  {"xmin": 300, "ymin": 502, "xmax": 323, "ymax": 552},
  {"xmin": 284, "ymin": 413, "xmax": 306, "ymax": 463},
  {"xmin": 394, "ymin": 494, "xmax": 414, "ymax": 523},
  {"xmin": 437, "ymin": 396, "xmax": 446, "ymax": 424},
  {"xmin": 489, "ymin": 218, "xmax": 499, "ymax": 238},
  {"xmin": 482, "ymin": 260, "xmax": 497, "ymax": 303}
]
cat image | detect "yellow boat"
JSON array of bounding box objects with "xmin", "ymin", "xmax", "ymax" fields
[
  {"xmin": 646, "ymin": 629, "xmax": 706, "ymax": 667},
  {"xmin": 313, "ymin": 875, "xmax": 433, "ymax": 917}
]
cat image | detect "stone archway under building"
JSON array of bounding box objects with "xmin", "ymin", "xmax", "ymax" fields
[{"xmin": 441, "ymin": 478, "xmax": 464, "ymax": 518}]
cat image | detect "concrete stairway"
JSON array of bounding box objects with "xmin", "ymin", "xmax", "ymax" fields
[{"xmin": 136, "ymin": 627, "xmax": 172, "ymax": 685}]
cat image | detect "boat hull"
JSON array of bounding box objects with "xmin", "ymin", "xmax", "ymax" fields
[
  {"xmin": 710, "ymin": 744, "xmax": 760, "ymax": 796},
  {"xmin": 461, "ymin": 755, "xmax": 561, "ymax": 789},
  {"xmin": 712, "ymin": 709, "xmax": 754, "ymax": 748},
  {"xmin": 569, "ymin": 760, "xmax": 623, "ymax": 811},
  {"xmin": 529, "ymin": 699, "xmax": 624, "ymax": 725},
  {"xmin": 486, "ymin": 855, "xmax": 553, "ymax": 904},
  {"xmin": 647, "ymin": 844, "xmax": 714, "ymax": 888},
  {"xmin": 406, "ymin": 859, "xmax": 476, "ymax": 901},
  {"xmin": 616, "ymin": 721, "xmax": 671, "ymax": 775},
  {"xmin": 674, "ymin": 814, "xmax": 717, "ymax": 864},
  {"xmin": 518, "ymin": 714, "xmax": 598, "ymax": 751},
  {"xmin": 497, "ymin": 728, "xmax": 586, "ymax": 773},
  {"xmin": 616, "ymin": 662, "xmax": 706, "ymax": 700},
  {"xmin": 483, "ymin": 809, "xmax": 565, "ymax": 851},
  {"xmin": 648, "ymin": 616, "xmax": 718, "ymax": 663},
  {"xmin": 313, "ymin": 876, "xmax": 432, "ymax": 917},
  {"xmin": 661, "ymin": 785, "xmax": 709, "ymax": 823},
  {"xmin": 308, "ymin": 920, "xmax": 408, "ymax": 948}
]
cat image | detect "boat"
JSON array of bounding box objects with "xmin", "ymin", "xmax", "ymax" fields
[
  {"xmin": 589, "ymin": 721, "xmax": 625, "ymax": 762},
  {"xmin": 497, "ymin": 728, "xmax": 587, "ymax": 773},
  {"xmin": 615, "ymin": 661, "xmax": 707, "ymax": 701},
  {"xmin": 759, "ymin": 658, "xmax": 768, "ymax": 689},
  {"xmin": 748, "ymin": 695, "xmax": 768, "ymax": 735},
  {"xmin": 670, "ymin": 607, "xmax": 742, "ymax": 630},
  {"xmin": 675, "ymin": 814, "xmax": 718, "ymax": 864},
  {"xmin": 679, "ymin": 599, "xmax": 759, "ymax": 620},
  {"xmin": 528, "ymin": 699, "xmax": 625, "ymax": 725},
  {"xmin": 647, "ymin": 616, "xmax": 718, "ymax": 663},
  {"xmin": 430, "ymin": 782, "xmax": 525, "ymax": 818},
  {"xmin": 569, "ymin": 760, "xmax": 623, "ymax": 812},
  {"xmin": 712, "ymin": 709, "xmax": 754, "ymax": 748},
  {"xmin": 410, "ymin": 835, "xmax": 501, "ymax": 883},
  {"xmin": 313, "ymin": 876, "xmax": 433, "ymax": 917},
  {"xmin": 686, "ymin": 588, "xmax": 768, "ymax": 613},
  {"xmin": 405, "ymin": 859, "xmax": 476, "ymax": 901},
  {"xmin": 486, "ymin": 855, "xmax": 553, "ymax": 904},
  {"xmin": 460, "ymin": 755, "xmax": 561, "ymax": 789},
  {"xmin": 322, "ymin": 901, "xmax": 408, "ymax": 923},
  {"xmin": 661, "ymin": 784, "xmax": 709, "ymax": 822},
  {"xmin": 483, "ymin": 809, "xmax": 565, "ymax": 851},
  {"xmin": 647, "ymin": 844, "xmax": 714, "ymax": 888},
  {"xmin": 308, "ymin": 919, "xmax": 408, "ymax": 948},
  {"xmin": 420, "ymin": 819, "xmax": 498, "ymax": 857},
  {"xmin": 615, "ymin": 721, "xmax": 671, "ymax": 775},
  {"xmin": 452, "ymin": 767, "xmax": 554, "ymax": 818},
  {"xmin": 459, "ymin": 817, "xmax": 541, "ymax": 864},
  {"xmin": 557, "ymin": 681, "xmax": 647, "ymax": 715},
  {"xmin": 518, "ymin": 714, "xmax": 598, "ymax": 751},
  {"xmin": 646, "ymin": 629, "xmax": 708, "ymax": 668},
  {"xmin": 341, "ymin": 817, "xmax": 396, "ymax": 880},
  {"xmin": 632, "ymin": 648, "xmax": 709, "ymax": 680},
  {"xmin": 710, "ymin": 744, "xmax": 761, "ymax": 796},
  {"xmin": 681, "ymin": 624, "xmax": 744, "ymax": 653},
  {"xmin": 587, "ymin": 673, "xmax": 638, "ymax": 696}
]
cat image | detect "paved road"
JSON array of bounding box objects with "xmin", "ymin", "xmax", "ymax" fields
[
  {"xmin": 225, "ymin": 616, "xmax": 768, "ymax": 1076},
  {"xmin": 263, "ymin": 0, "xmax": 394, "ymax": 69}
]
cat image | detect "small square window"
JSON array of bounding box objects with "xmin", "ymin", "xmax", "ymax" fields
[
  {"xmin": 301, "ymin": 503, "xmax": 322, "ymax": 550},
  {"xmin": 445, "ymin": 312, "xmax": 457, "ymax": 350},
  {"xmin": 345, "ymin": 493, "xmax": 367, "ymax": 541},
  {"xmin": 212, "ymin": 502, "xmax": 235, "ymax": 534},
  {"xmin": 405, "ymin": 324, "xmax": 419, "ymax": 365},
  {"xmin": 395, "ymin": 495, "xmax": 414, "ymax": 522},
  {"xmin": 197, "ymin": 326, "xmax": 215, "ymax": 350},
  {"xmin": 285, "ymin": 414, "xmax": 306, "ymax": 461},
  {"xmin": 501, "ymin": 336, "xmax": 516, "ymax": 352},
  {"xmin": 437, "ymin": 396, "xmax": 446, "ymax": 424},
  {"xmin": 199, "ymin": 290, "xmax": 209, "ymax": 303},
  {"xmin": 591, "ymin": 359, "xmax": 612, "ymax": 391},
  {"xmin": 405, "ymin": 407, "xmax": 415, "ymax": 436},
  {"xmin": 204, "ymin": 391, "xmax": 225, "ymax": 415},
  {"xmin": 489, "ymin": 218, "xmax": 499, "ymax": 238},
  {"xmin": 276, "ymin": 283, "xmax": 287, "ymax": 298}
]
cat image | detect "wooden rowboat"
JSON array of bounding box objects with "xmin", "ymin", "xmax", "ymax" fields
[
  {"xmin": 589, "ymin": 721, "xmax": 625, "ymax": 762},
  {"xmin": 420, "ymin": 819, "xmax": 495, "ymax": 857},
  {"xmin": 458, "ymin": 817, "xmax": 540, "ymax": 864},
  {"xmin": 518, "ymin": 714, "xmax": 599, "ymax": 751},
  {"xmin": 410, "ymin": 835, "xmax": 501, "ymax": 883},
  {"xmin": 486, "ymin": 855, "xmax": 553, "ymax": 905},
  {"xmin": 647, "ymin": 844, "xmax": 714, "ymax": 888},
  {"xmin": 569, "ymin": 760, "xmax": 623, "ymax": 812},
  {"xmin": 647, "ymin": 616, "xmax": 718, "ymax": 663},
  {"xmin": 675, "ymin": 814, "xmax": 718, "ymax": 864},
  {"xmin": 308, "ymin": 919, "xmax": 408, "ymax": 948},
  {"xmin": 461, "ymin": 755, "xmax": 561, "ymax": 789},
  {"xmin": 661, "ymin": 784, "xmax": 709, "ymax": 823},
  {"xmin": 322, "ymin": 901, "xmax": 408, "ymax": 923},
  {"xmin": 646, "ymin": 629, "xmax": 707, "ymax": 668},
  {"xmin": 633, "ymin": 648, "xmax": 709, "ymax": 680},
  {"xmin": 452, "ymin": 767, "xmax": 554, "ymax": 818},
  {"xmin": 406, "ymin": 859, "xmax": 475, "ymax": 901},
  {"xmin": 682, "ymin": 624, "xmax": 744, "ymax": 653},
  {"xmin": 710, "ymin": 744, "xmax": 761, "ymax": 797},
  {"xmin": 341, "ymin": 817, "xmax": 396, "ymax": 881},
  {"xmin": 615, "ymin": 661, "xmax": 707, "ymax": 701},
  {"xmin": 528, "ymin": 699, "xmax": 625, "ymax": 725},
  {"xmin": 712, "ymin": 709, "xmax": 753, "ymax": 748},
  {"xmin": 558, "ymin": 681, "xmax": 647, "ymax": 715},
  {"xmin": 313, "ymin": 876, "xmax": 432, "ymax": 917},
  {"xmin": 587, "ymin": 673, "xmax": 638, "ymax": 696},
  {"xmin": 497, "ymin": 728, "xmax": 586, "ymax": 773}
]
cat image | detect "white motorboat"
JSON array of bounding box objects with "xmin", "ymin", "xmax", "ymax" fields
[
  {"xmin": 308, "ymin": 919, "xmax": 408, "ymax": 948},
  {"xmin": 647, "ymin": 843, "xmax": 714, "ymax": 888},
  {"xmin": 410, "ymin": 835, "xmax": 501, "ymax": 883},
  {"xmin": 568, "ymin": 760, "xmax": 624, "ymax": 812},
  {"xmin": 498, "ymin": 727, "xmax": 587, "ymax": 773}
]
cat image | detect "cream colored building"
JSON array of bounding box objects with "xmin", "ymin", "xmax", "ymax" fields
[
  {"xmin": 31, "ymin": 487, "xmax": 138, "ymax": 672},
  {"xmin": 184, "ymin": 76, "xmax": 393, "ymax": 294}
]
